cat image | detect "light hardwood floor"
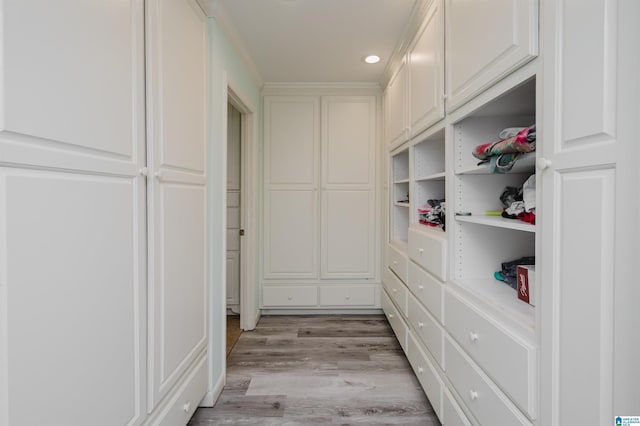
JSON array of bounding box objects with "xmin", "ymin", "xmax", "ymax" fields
[{"xmin": 189, "ymin": 315, "xmax": 440, "ymax": 425}]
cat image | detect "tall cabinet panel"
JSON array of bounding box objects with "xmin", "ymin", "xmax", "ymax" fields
[
  {"xmin": 263, "ymin": 97, "xmax": 320, "ymax": 279},
  {"xmin": 0, "ymin": 0, "xmax": 147, "ymax": 425},
  {"xmin": 262, "ymin": 92, "xmax": 379, "ymax": 309},
  {"xmin": 540, "ymin": 0, "xmax": 639, "ymax": 424},
  {"xmin": 321, "ymin": 97, "xmax": 376, "ymax": 279},
  {"xmin": 407, "ymin": 0, "xmax": 445, "ymax": 137},
  {"xmin": 146, "ymin": 0, "xmax": 209, "ymax": 416}
]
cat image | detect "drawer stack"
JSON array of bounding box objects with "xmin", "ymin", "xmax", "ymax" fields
[{"xmin": 383, "ymin": 228, "xmax": 536, "ymax": 425}]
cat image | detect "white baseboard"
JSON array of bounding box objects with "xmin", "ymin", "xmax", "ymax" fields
[
  {"xmin": 260, "ymin": 309, "xmax": 383, "ymax": 315},
  {"xmin": 199, "ymin": 372, "xmax": 225, "ymax": 407}
]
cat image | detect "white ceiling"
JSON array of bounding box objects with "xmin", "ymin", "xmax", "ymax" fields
[{"xmin": 215, "ymin": 0, "xmax": 420, "ymax": 85}]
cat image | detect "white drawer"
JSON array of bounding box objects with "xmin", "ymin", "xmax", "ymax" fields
[
  {"xmin": 445, "ymin": 336, "xmax": 532, "ymax": 426},
  {"xmin": 443, "ymin": 388, "xmax": 473, "ymax": 426},
  {"xmin": 383, "ymin": 271, "xmax": 408, "ymax": 317},
  {"xmin": 319, "ymin": 285, "xmax": 376, "ymax": 307},
  {"xmin": 407, "ymin": 331, "xmax": 444, "ymax": 421},
  {"xmin": 445, "ymin": 290, "xmax": 536, "ymax": 418},
  {"xmin": 382, "ymin": 289, "xmax": 408, "ymax": 352},
  {"xmin": 262, "ymin": 285, "xmax": 318, "ymax": 307},
  {"xmin": 408, "ymin": 261, "xmax": 444, "ymax": 323},
  {"xmin": 408, "ymin": 228, "xmax": 447, "ymax": 281},
  {"xmin": 155, "ymin": 354, "xmax": 208, "ymax": 426},
  {"xmin": 388, "ymin": 243, "xmax": 408, "ymax": 283},
  {"xmin": 408, "ymin": 292, "xmax": 444, "ymax": 368}
]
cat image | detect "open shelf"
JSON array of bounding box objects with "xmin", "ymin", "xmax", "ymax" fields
[
  {"xmin": 394, "ymin": 178, "xmax": 410, "ymax": 184},
  {"xmin": 455, "ymin": 215, "xmax": 535, "ymax": 232},
  {"xmin": 456, "ymin": 152, "xmax": 536, "ymax": 175},
  {"xmin": 416, "ymin": 172, "xmax": 446, "ymax": 181},
  {"xmin": 395, "ymin": 201, "xmax": 410, "ymax": 207}
]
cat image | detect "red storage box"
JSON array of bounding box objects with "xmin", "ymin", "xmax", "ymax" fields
[{"xmin": 517, "ymin": 265, "xmax": 536, "ymax": 306}]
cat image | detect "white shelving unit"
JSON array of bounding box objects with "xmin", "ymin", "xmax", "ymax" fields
[
  {"xmin": 412, "ymin": 125, "xmax": 446, "ymax": 231},
  {"xmin": 391, "ymin": 147, "xmax": 410, "ymax": 245},
  {"xmin": 450, "ymin": 77, "xmax": 537, "ymax": 339}
]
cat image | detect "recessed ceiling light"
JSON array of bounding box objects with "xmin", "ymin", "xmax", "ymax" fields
[{"xmin": 363, "ymin": 55, "xmax": 381, "ymax": 64}]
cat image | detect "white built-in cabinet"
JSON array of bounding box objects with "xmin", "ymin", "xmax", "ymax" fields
[
  {"xmin": 383, "ymin": 0, "xmax": 640, "ymax": 425},
  {"xmin": 444, "ymin": 0, "xmax": 538, "ymax": 112},
  {"xmin": 262, "ymin": 93, "xmax": 379, "ymax": 309},
  {"xmin": 384, "ymin": 0, "xmax": 445, "ymax": 149},
  {"xmin": 0, "ymin": 1, "xmax": 209, "ymax": 425}
]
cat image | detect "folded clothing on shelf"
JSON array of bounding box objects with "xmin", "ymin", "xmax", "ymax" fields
[
  {"xmin": 473, "ymin": 125, "xmax": 536, "ymax": 173},
  {"xmin": 499, "ymin": 175, "xmax": 536, "ymax": 225},
  {"xmin": 418, "ymin": 199, "xmax": 446, "ymax": 231},
  {"xmin": 494, "ymin": 256, "xmax": 535, "ymax": 289}
]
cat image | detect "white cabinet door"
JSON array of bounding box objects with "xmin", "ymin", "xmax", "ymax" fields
[
  {"xmin": 540, "ymin": 0, "xmax": 640, "ymax": 424},
  {"xmin": 408, "ymin": 0, "xmax": 445, "ymax": 137},
  {"xmin": 264, "ymin": 97, "xmax": 319, "ymax": 279},
  {"xmin": 146, "ymin": 0, "xmax": 208, "ymax": 413},
  {"xmin": 265, "ymin": 190, "xmax": 318, "ymax": 278},
  {"xmin": 0, "ymin": 1, "xmax": 147, "ymax": 425},
  {"xmin": 384, "ymin": 61, "xmax": 407, "ymax": 148},
  {"xmin": 445, "ymin": 0, "xmax": 538, "ymax": 112},
  {"xmin": 321, "ymin": 97, "xmax": 375, "ymax": 279}
]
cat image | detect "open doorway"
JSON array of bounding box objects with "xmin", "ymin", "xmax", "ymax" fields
[{"xmin": 225, "ymin": 101, "xmax": 242, "ymax": 354}]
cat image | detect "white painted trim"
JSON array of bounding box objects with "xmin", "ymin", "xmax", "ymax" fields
[
  {"xmin": 262, "ymin": 82, "xmax": 380, "ymax": 91},
  {"xmin": 261, "ymin": 309, "xmax": 384, "ymax": 316},
  {"xmin": 226, "ymin": 75, "xmax": 259, "ymax": 332},
  {"xmin": 199, "ymin": 371, "xmax": 225, "ymax": 407}
]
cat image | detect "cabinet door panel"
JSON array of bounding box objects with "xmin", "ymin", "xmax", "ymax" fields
[
  {"xmin": 265, "ymin": 97, "xmax": 319, "ymax": 187},
  {"xmin": 321, "ymin": 190, "xmax": 374, "ymax": 278},
  {"xmin": 408, "ymin": 0, "xmax": 444, "ymax": 136},
  {"xmin": 384, "ymin": 62, "xmax": 407, "ymax": 147},
  {"xmin": 322, "ymin": 97, "xmax": 375, "ymax": 187},
  {"xmin": 1, "ymin": 171, "xmax": 145, "ymax": 426},
  {"xmin": 147, "ymin": 0, "xmax": 208, "ymax": 411},
  {"xmin": 264, "ymin": 190, "xmax": 317, "ymax": 278},
  {"xmin": 446, "ymin": 0, "xmax": 538, "ymax": 111},
  {"xmin": 0, "ymin": 1, "xmax": 146, "ymax": 424}
]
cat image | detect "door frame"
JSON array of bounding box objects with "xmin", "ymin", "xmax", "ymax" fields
[{"xmin": 223, "ymin": 75, "xmax": 259, "ymax": 332}]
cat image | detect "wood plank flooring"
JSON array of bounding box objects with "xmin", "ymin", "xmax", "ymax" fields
[{"xmin": 189, "ymin": 315, "xmax": 440, "ymax": 425}]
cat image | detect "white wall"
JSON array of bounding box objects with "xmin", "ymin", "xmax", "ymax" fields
[{"xmin": 206, "ymin": 15, "xmax": 262, "ymax": 402}]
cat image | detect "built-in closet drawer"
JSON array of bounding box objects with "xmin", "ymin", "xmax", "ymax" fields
[
  {"xmin": 383, "ymin": 271, "xmax": 408, "ymax": 317},
  {"xmin": 445, "ymin": 336, "xmax": 532, "ymax": 426},
  {"xmin": 443, "ymin": 388, "xmax": 473, "ymax": 426},
  {"xmin": 445, "ymin": 290, "xmax": 536, "ymax": 417},
  {"xmin": 408, "ymin": 228, "xmax": 446, "ymax": 281},
  {"xmin": 382, "ymin": 289, "xmax": 408, "ymax": 352},
  {"xmin": 407, "ymin": 331, "xmax": 444, "ymax": 421},
  {"xmin": 388, "ymin": 243, "xmax": 408, "ymax": 283},
  {"xmin": 156, "ymin": 354, "xmax": 208, "ymax": 426},
  {"xmin": 408, "ymin": 261, "xmax": 444, "ymax": 323},
  {"xmin": 262, "ymin": 285, "xmax": 318, "ymax": 307},
  {"xmin": 408, "ymin": 292, "xmax": 443, "ymax": 368},
  {"xmin": 319, "ymin": 285, "xmax": 376, "ymax": 307}
]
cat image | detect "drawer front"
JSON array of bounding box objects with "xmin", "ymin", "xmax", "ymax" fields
[
  {"xmin": 408, "ymin": 292, "xmax": 444, "ymax": 368},
  {"xmin": 443, "ymin": 388, "xmax": 473, "ymax": 426},
  {"xmin": 262, "ymin": 285, "xmax": 318, "ymax": 307},
  {"xmin": 445, "ymin": 290, "xmax": 536, "ymax": 416},
  {"xmin": 382, "ymin": 289, "xmax": 408, "ymax": 352},
  {"xmin": 408, "ymin": 261, "xmax": 444, "ymax": 323},
  {"xmin": 319, "ymin": 285, "xmax": 376, "ymax": 307},
  {"xmin": 408, "ymin": 228, "xmax": 447, "ymax": 281},
  {"xmin": 156, "ymin": 354, "xmax": 208, "ymax": 426},
  {"xmin": 388, "ymin": 244, "xmax": 408, "ymax": 283},
  {"xmin": 407, "ymin": 331, "xmax": 444, "ymax": 421},
  {"xmin": 445, "ymin": 336, "xmax": 532, "ymax": 426},
  {"xmin": 383, "ymin": 272, "xmax": 408, "ymax": 317}
]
